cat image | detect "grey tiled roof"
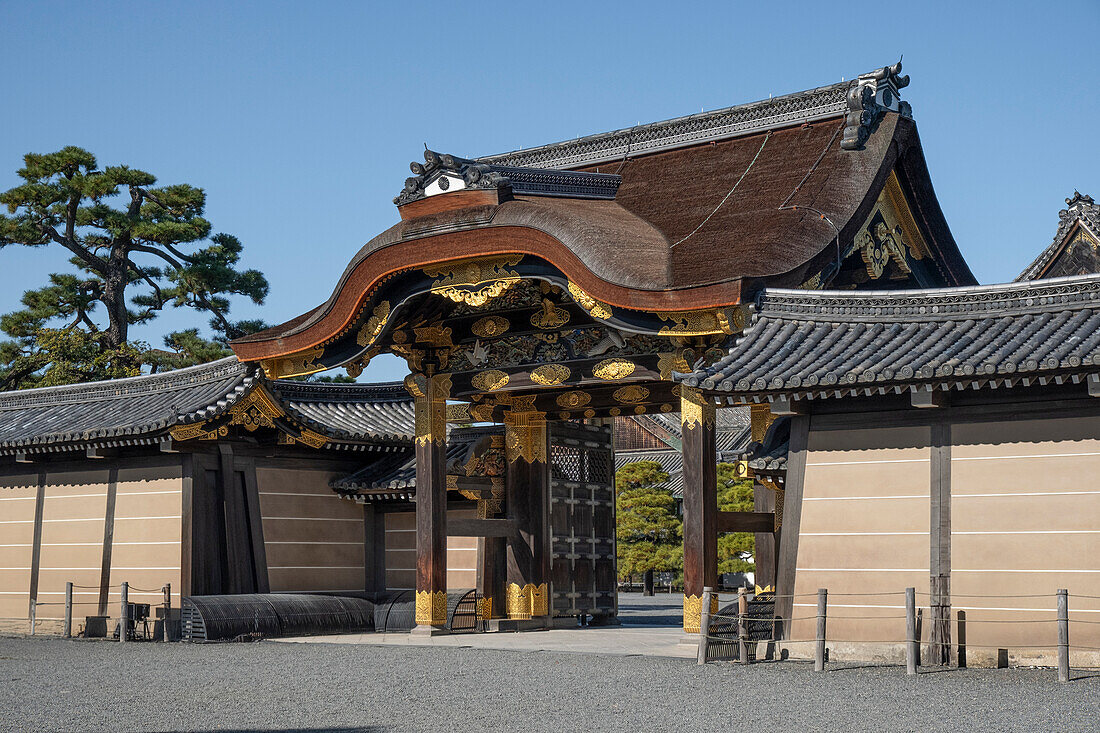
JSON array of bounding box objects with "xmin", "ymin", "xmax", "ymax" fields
[
  {"xmin": 270, "ymin": 381, "xmax": 414, "ymax": 444},
  {"xmin": 0, "ymin": 357, "xmax": 416, "ymax": 455},
  {"xmin": 1017, "ymin": 193, "xmax": 1100, "ymax": 281},
  {"xmin": 0, "ymin": 357, "xmax": 257, "ymax": 454},
  {"xmin": 679, "ymin": 274, "xmax": 1100, "ymax": 400},
  {"xmin": 332, "ymin": 427, "xmax": 501, "ymax": 500}
]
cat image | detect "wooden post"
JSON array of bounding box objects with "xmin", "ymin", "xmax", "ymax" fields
[
  {"xmin": 503, "ymin": 400, "xmax": 550, "ymax": 623},
  {"xmin": 1057, "ymin": 588, "xmax": 1069, "ymax": 683},
  {"xmin": 64, "ymin": 582, "xmax": 73, "ymax": 638},
  {"xmin": 412, "ymin": 374, "xmax": 449, "ymax": 631},
  {"xmin": 162, "ymin": 583, "xmax": 172, "ymax": 642},
  {"xmin": 957, "ymin": 610, "xmax": 967, "ymax": 668},
  {"xmin": 696, "ymin": 587, "xmax": 713, "ymax": 665},
  {"xmin": 120, "ymin": 581, "xmax": 129, "ymax": 643},
  {"xmin": 29, "ymin": 599, "xmax": 35, "ymax": 636},
  {"xmin": 681, "ymin": 386, "xmax": 716, "ymax": 634},
  {"xmin": 738, "ymin": 587, "xmax": 749, "ymax": 664},
  {"xmin": 915, "ymin": 607, "xmax": 923, "ymax": 667},
  {"xmin": 905, "ymin": 587, "xmax": 916, "ymax": 675},
  {"xmin": 815, "ymin": 588, "xmax": 827, "ymax": 672}
]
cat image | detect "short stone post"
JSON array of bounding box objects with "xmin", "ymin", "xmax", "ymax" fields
[
  {"xmin": 815, "ymin": 588, "xmax": 828, "ymax": 672},
  {"xmin": 64, "ymin": 582, "xmax": 73, "ymax": 638},
  {"xmin": 120, "ymin": 582, "xmax": 129, "ymax": 643},
  {"xmin": 162, "ymin": 583, "xmax": 172, "ymax": 642},
  {"xmin": 1057, "ymin": 589, "xmax": 1069, "ymax": 683},
  {"xmin": 905, "ymin": 587, "xmax": 917, "ymax": 675},
  {"xmin": 696, "ymin": 587, "xmax": 713, "ymax": 666}
]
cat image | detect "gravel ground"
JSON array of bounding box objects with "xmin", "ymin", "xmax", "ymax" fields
[{"xmin": 1, "ymin": 635, "xmax": 1097, "ymax": 733}]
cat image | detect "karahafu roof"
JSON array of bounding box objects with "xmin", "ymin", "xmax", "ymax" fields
[
  {"xmin": 678, "ymin": 273, "xmax": 1100, "ymax": 401},
  {"xmin": 0, "ymin": 357, "xmax": 415, "ymax": 456},
  {"xmin": 1017, "ymin": 192, "xmax": 1100, "ymax": 281}
]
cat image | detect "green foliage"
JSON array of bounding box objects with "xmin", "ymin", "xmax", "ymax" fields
[
  {"xmin": 615, "ymin": 461, "xmax": 683, "ymax": 580},
  {"xmin": 717, "ymin": 462, "xmax": 755, "ymax": 575},
  {"xmin": 0, "ymin": 146, "xmax": 270, "ymax": 389}
]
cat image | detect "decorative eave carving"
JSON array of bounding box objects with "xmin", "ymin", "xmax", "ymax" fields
[
  {"xmin": 394, "ymin": 149, "xmax": 620, "ymax": 207},
  {"xmin": 841, "ymin": 61, "xmax": 912, "ymax": 151}
]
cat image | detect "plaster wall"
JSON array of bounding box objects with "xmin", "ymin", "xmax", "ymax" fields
[
  {"xmin": 792, "ymin": 426, "xmax": 931, "ymax": 645},
  {"xmin": 256, "ymin": 466, "xmax": 365, "ymax": 593},
  {"xmin": 384, "ymin": 509, "xmax": 479, "ymax": 591}
]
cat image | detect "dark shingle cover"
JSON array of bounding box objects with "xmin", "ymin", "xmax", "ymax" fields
[{"xmin": 680, "ymin": 274, "xmax": 1100, "ymax": 399}]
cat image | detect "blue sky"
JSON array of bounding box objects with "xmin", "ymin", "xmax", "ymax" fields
[{"xmin": 2, "ymin": 1, "xmax": 1097, "ymax": 382}]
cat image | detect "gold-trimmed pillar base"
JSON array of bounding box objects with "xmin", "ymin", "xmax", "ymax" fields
[{"xmin": 682, "ymin": 593, "xmax": 720, "ymax": 634}]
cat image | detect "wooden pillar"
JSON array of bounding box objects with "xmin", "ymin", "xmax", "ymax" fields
[
  {"xmin": 504, "ymin": 397, "xmax": 550, "ymax": 621},
  {"xmin": 929, "ymin": 421, "xmax": 952, "ymax": 665},
  {"xmin": 681, "ymin": 386, "xmax": 717, "ymax": 633},
  {"xmin": 477, "ymin": 474, "xmax": 507, "ymax": 621},
  {"xmin": 413, "ymin": 373, "xmax": 450, "ymax": 629},
  {"xmin": 774, "ymin": 415, "xmax": 810, "ymax": 635},
  {"xmin": 753, "ymin": 479, "xmax": 780, "ymax": 591}
]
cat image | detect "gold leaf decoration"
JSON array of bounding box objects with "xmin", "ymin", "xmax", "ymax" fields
[
  {"xmin": 424, "ymin": 255, "xmax": 523, "ymax": 307},
  {"xmin": 609, "ymin": 407, "xmax": 621, "ymax": 416},
  {"xmin": 530, "ymin": 364, "xmax": 570, "ymax": 386},
  {"xmin": 529, "ymin": 298, "xmax": 570, "ymax": 329},
  {"xmin": 356, "ymin": 301, "xmax": 391, "ymax": 347},
  {"xmin": 656, "ymin": 309, "xmax": 726, "ymax": 336},
  {"xmin": 471, "ymin": 369, "xmax": 510, "ymax": 392},
  {"xmin": 592, "ymin": 358, "xmax": 635, "ymax": 380},
  {"xmin": 567, "ymin": 281, "xmax": 612, "ymax": 320},
  {"xmin": 471, "ymin": 316, "xmax": 510, "ymax": 338},
  {"xmin": 657, "ymin": 352, "xmax": 692, "ymax": 380},
  {"xmin": 415, "ymin": 589, "xmax": 448, "ymax": 625},
  {"xmin": 583, "ymin": 409, "xmax": 596, "ymax": 418},
  {"xmin": 613, "ymin": 385, "xmax": 650, "ymax": 404},
  {"xmin": 555, "ymin": 390, "xmax": 590, "ymax": 409}
]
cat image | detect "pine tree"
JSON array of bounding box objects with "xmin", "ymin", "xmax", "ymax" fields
[
  {"xmin": 717, "ymin": 462, "xmax": 755, "ymax": 575},
  {"xmin": 0, "ymin": 147, "xmax": 269, "ymax": 389},
  {"xmin": 615, "ymin": 461, "xmax": 683, "ymax": 592}
]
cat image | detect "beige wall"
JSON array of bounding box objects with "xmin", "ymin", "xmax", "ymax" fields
[
  {"xmin": 950, "ymin": 417, "xmax": 1100, "ymax": 652},
  {"xmin": 384, "ymin": 509, "xmax": 479, "ymax": 591},
  {"xmin": 793, "ymin": 426, "xmax": 930, "ymax": 644},
  {"xmin": 0, "ymin": 472, "xmax": 40, "ymax": 620},
  {"xmin": 257, "ymin": 466, "xmax": 366, "ymax": 593},
  {"xmin": 0, "ymin": 461, "xmax": 183, "ymax": 631}
]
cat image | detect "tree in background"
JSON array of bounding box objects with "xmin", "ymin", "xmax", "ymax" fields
[
  {"xmin": 0, "ymin": 147, "xmax": 269, "ymax": 389},
  {"xmin": 615, "ymin": 461, "xmax": 682, "ymax": 596},
  {"xmin": 717, "ymin": 462, "xmax": 755, "ymax": 576}
]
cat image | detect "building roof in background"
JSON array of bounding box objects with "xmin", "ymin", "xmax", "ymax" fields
[
  {"xmin": 0, "ymin": 357, "xmax": 414, "ymax": 456},
  {"xmin": 679, "ymin": 274, "xmax": 1100, "ymax": 402},
  {"xmin": 1017, "ymin": 193, "xmax": 1100, "ymax": 281}
]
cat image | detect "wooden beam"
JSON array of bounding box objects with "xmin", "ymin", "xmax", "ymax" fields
[
  {"xmin": 769, "ymin": 395, "xmax": 805, "ymax": 416},
  {"xmin": 717, "ymin": 511, "xmax": 775, "ymax": 533},
  {"xmin": 159, "ymin": 438, "xmax": 181, "ymax": 453},
  {"xmin": 448, "ymin": 517, "xmax": 518, "ymax": 538},
  {"xmin": 929, "ymin": 421, "xmax": 952, "ymax": 665},
  {"xmin": 1089, "ymin": 373, "xmax": 1100, "ymax": 397},
  {"xmin": 15, "ymin": 452, "xmax": 33, "ymax": 464},
  {"xmin": 97, "ymin": 467, "xmax": 118, "ymax": 616},
  {"xmin": 86, "ymin": 446, "xmax": 117, "ymax": 459},
  {"xmin": 911, "ymin": 386, "xmax": 945, "ymax": 408},
  {"xmin": 774, "ymin": 415, "xmax": 810, "ymax": 636}
]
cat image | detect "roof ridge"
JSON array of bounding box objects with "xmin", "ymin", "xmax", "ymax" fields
[
  {"xmin": 0, "ymin": 356, "xmax": 248, "ymax": 410},
  {"xmin": 480, "ymin": 64, "xmax": 908, "ymax": 170},
  {"xmin": 270, "ymin": 379, "xmax": 411, "ymax": 402},
  {"xmin": 1016, "ymin": 192, "xmax": 1100, "ymax": 281},
  {"xmin": 755, "ymin": 273, "xmax": 1100, "ymax": 323}
]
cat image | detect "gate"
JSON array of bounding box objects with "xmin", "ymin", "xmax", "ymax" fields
[{"xmin": 549, "ymin": 422, "xmax": 617, "ymax": 621}]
